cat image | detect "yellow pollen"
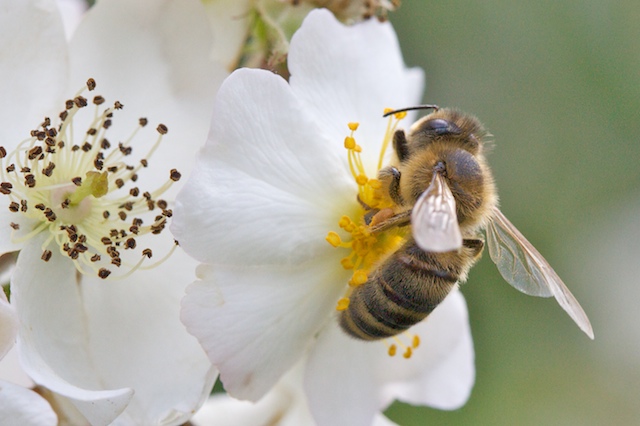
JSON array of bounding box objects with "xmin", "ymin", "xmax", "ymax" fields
[
  {"xmin": 394, "ymin": 111, "xmax": 407, "ymax": 119},
  {"xmin": 344, "ymin": 136, "xmax": 356, "ymax": 149},
  {"xmin": 412, "ymin": 335, "xmax": 421, "ymax": 348},
  {"xmin": 336, "ymin": 297, "xmax": 350, "ymax": 311},
  {"xmin": 348, "ymin": 122, "xmax": 359, "ymax": 131},
  {"xmin": 388, "ymin": 344, "xmax": 397, "ymax": 357},
  {"xmin": 340, "ymin": 257, "xmax": 354, "ymax": 269},
  {"xmin": 349, "ymin": 269, "xmax": 368, "ymax": 287},
  {"xmin": 403, "ymin": 347, "xmax": 413, "ymax": 359},
  {"xmin": 326, "ymin": 231, "xmax": 342, "ymax": 247},
  {"xmin": 355, "ymin": 174, "xmax": 368, "ymax": 185}
]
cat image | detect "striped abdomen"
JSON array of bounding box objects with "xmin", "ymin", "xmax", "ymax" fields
[{"xmin": 339, "ymin": 239, "xmax": 481, "ymax": 340}]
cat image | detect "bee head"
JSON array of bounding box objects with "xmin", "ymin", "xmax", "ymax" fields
[{"xmin": 408, "ymin": 108, "xmax": 486, "ymax": 155}]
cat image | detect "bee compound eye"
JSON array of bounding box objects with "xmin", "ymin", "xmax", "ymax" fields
[{"xmin": 422, "ymin": 119, "xmax": 461, "ymax": 136}]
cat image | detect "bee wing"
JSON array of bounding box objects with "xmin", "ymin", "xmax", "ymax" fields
[
  {"xmin": 411, "ymin": 173, "xmax": 463, "ymax": 252},
  {"xmin": 486, "ymin": 207, "xmax": 594, "ymax": 339}
]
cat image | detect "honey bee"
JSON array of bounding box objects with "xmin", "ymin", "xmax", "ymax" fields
[{"xmin": 339, "ymin": 106, "xmax": 594, "ymax": 341}]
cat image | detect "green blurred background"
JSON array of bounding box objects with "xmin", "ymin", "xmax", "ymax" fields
[{"xmin": 386, "ymin": 1, "xmax": 640, "ymax": 425}]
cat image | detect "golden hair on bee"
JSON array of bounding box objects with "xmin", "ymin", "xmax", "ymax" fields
[{"xmin": 339, "ymin": 106, "xmax": 593, "ymax": 342}]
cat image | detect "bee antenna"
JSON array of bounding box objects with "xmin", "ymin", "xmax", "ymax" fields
[{"xmin": 383, "ymin": 104, "xmax": 440, "ymax": 117}]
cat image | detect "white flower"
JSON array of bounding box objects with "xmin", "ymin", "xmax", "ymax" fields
[
  {"xmin": 173, "ymin": 9, "xmax": 475, "ymax": 426},
  {"xmin": 0, "ymin": 0, "xmax": 229, "ymax": 424}
]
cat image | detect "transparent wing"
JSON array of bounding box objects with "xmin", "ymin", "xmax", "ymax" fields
[
  {"xmin": 486, "ymin": 207, "xmax": 594, "ymax": 339},
  {"xmin": 411, "ymin": 173, "xmax": 462, "ymax": 252}
]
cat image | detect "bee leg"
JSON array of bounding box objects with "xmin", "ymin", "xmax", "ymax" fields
[
  {"xmin": 393, "ymin": 129, "xmax": 410, "ymax": 162},
  {"xmin": 463, "ymin": 238, "xmax": 485, "ymax": 259},
  {"xmin": 378, "ymin": 166, "xmax": 403, "ymax": 205}
]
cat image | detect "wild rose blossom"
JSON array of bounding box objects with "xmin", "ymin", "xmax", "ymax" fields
[{"xmin": 174, "ymin": 10, "xmax": 475, "ymax": 426}]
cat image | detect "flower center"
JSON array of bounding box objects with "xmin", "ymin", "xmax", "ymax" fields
[{"xmin": 0, "ymin": 79, "xmax": 180, "ymax": 279}]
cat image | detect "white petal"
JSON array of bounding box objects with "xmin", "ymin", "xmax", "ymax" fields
[
  {"xmin": 0, "ymin": 380, "xmax": 57, "ymax": 426},
  {"xmin": 377, "ymin": 291, "xmax": 475, "ymax": 410},
  {"xmin": 13, "ymin": 233, "xmax": 216, "ymax": 425},
  {"xmin": 202, "ymin": 0, "xmax": 252, "ymax": 69},
  {"xmin": 0, "ymin": 288, "xmax": 17, "ymax": 361},
  {"xmin": 288, "ymin": 10, "xmax": 425, "ymax": 174},
  {"xmin": 172, "ymin": 68, "xmax": 354, "ymax": 266},
  {"xmin": 77, "ymin": 245, "xmax": 217, "ymax": 426},
  {"xmin": 181, "ymin": 253, "xmax": 347, "ymax": 401},
  {"xmin": 68, "ymin": 0, "xmax": 225, "ymax": 190},
  {"xmin": 0, "ymin": 0, "xmax": 69, "ymax": 147},
  {"xmin": 304, "ymin": 323, "xmax": 379, "ymax": 426},
  {"xmin": 12, "ymin": 235, "xmax": 133, "ymax": 425}
]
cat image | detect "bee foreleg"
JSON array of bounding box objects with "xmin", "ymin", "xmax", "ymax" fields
[
  {"xmin": 378, "ymin": 166, "xmax": 403, "ymax": 205},
  {"xmin": 393, "ymin": 129, "xmax": 410, "ymax": 162}
]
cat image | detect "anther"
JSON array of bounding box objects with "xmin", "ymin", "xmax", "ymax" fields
[
  {"xmin": 344, "ymin": 136, "xmax": 356, "ymax": 149},
  {"xmin": 349, "ymin": 270, "xmax": 368, "ymax": 287},
  {"xmin": 348, "ymin": 122, "xmax": 359, "ymax": 131},
  {"xmin": 98, "ymin": 268, "xmax": 111, "ymax": 279},
  {"xmin": 336, "ymin": 297, "xmax": 350, "ymax": 311},
  {"xmin": 388, "ymin": 344, "xmax": 397, "ymax": 357},
  {"xmin": 86, "ymin": 78, "xmax": 97, "ymax": 91},
  {"xmin": 326, "ymin": 231, "xmax": 342, "ymax": 247},
  {"xmin": 156, "ymin": 124, "xmax": 168, "ymax": 135},
  {"xmin": 41, "ymin": 250, "xmax": 52, "ymax": 262},
  {"xmin": 169, "ymin": 169, "xmax": 181, "ymax": 181}
]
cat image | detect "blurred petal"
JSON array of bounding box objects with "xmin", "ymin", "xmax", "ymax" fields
[
  {"xmin": 55, "ymin": 0, "xmax": 88, "ymax": 39},
  {"xmin": 288, "ymin": 10, "xmax": 424, "ymax": 174},
  {"xmin": 172, "ymin": 68, "xmax": 354, "ymax": 267},
  {"xmin": 0, "ymin": 380, "xmax": 57, "ymax": 426},
  {"xmin": 0, "ymin": 288, "xmax": 17, "ymax": 361},
  {"xmin": 304, "ymin": 323, "xmax": 379, "ymax": 426},
  {"xmin": 0, "ymin": 0, "xmax": 68, "ymax": 145},
  {"xmin": 193, "ymin": 362, "xmax": 315, "ymax": 426},
  {"xmin": 202, "ymin": 0, "xmax": 252, "ymax": 69},
  {"xmin": 181, "ymin": 254, "xmax": 346, "ymax": 401},
  {"xmin": 0, "ymin": 346, "xmax": 33, "ymax": 388}
]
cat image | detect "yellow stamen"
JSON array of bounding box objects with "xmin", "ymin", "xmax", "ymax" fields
[
  {"xmin": 403, "ymin": 347, "xmax": 413, "ymax": 359},
  {"xmin": 349, "ymin": 270, "xmax": 368, "ymax": 287},
  {"xmin": 412, "ymin": 335, "xmax": 420, "ymax": 348},
  {"xmin": 348, "ymin": 122, "xmax": 359, "ymax": 131},
  {"xmin": 344, "ymin": 136, "xmax": 356, "ymax": 149},
  {"xmin": 336, "ymin": 297, "xmax": 350, "ymax": 311},
  {"xmin": 326, "ymin": 231, "xmax": 342, "ymax": 247},
  {"xmin": 388, "ymin": 344, "xmax": 397, "ymax": 357}
]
